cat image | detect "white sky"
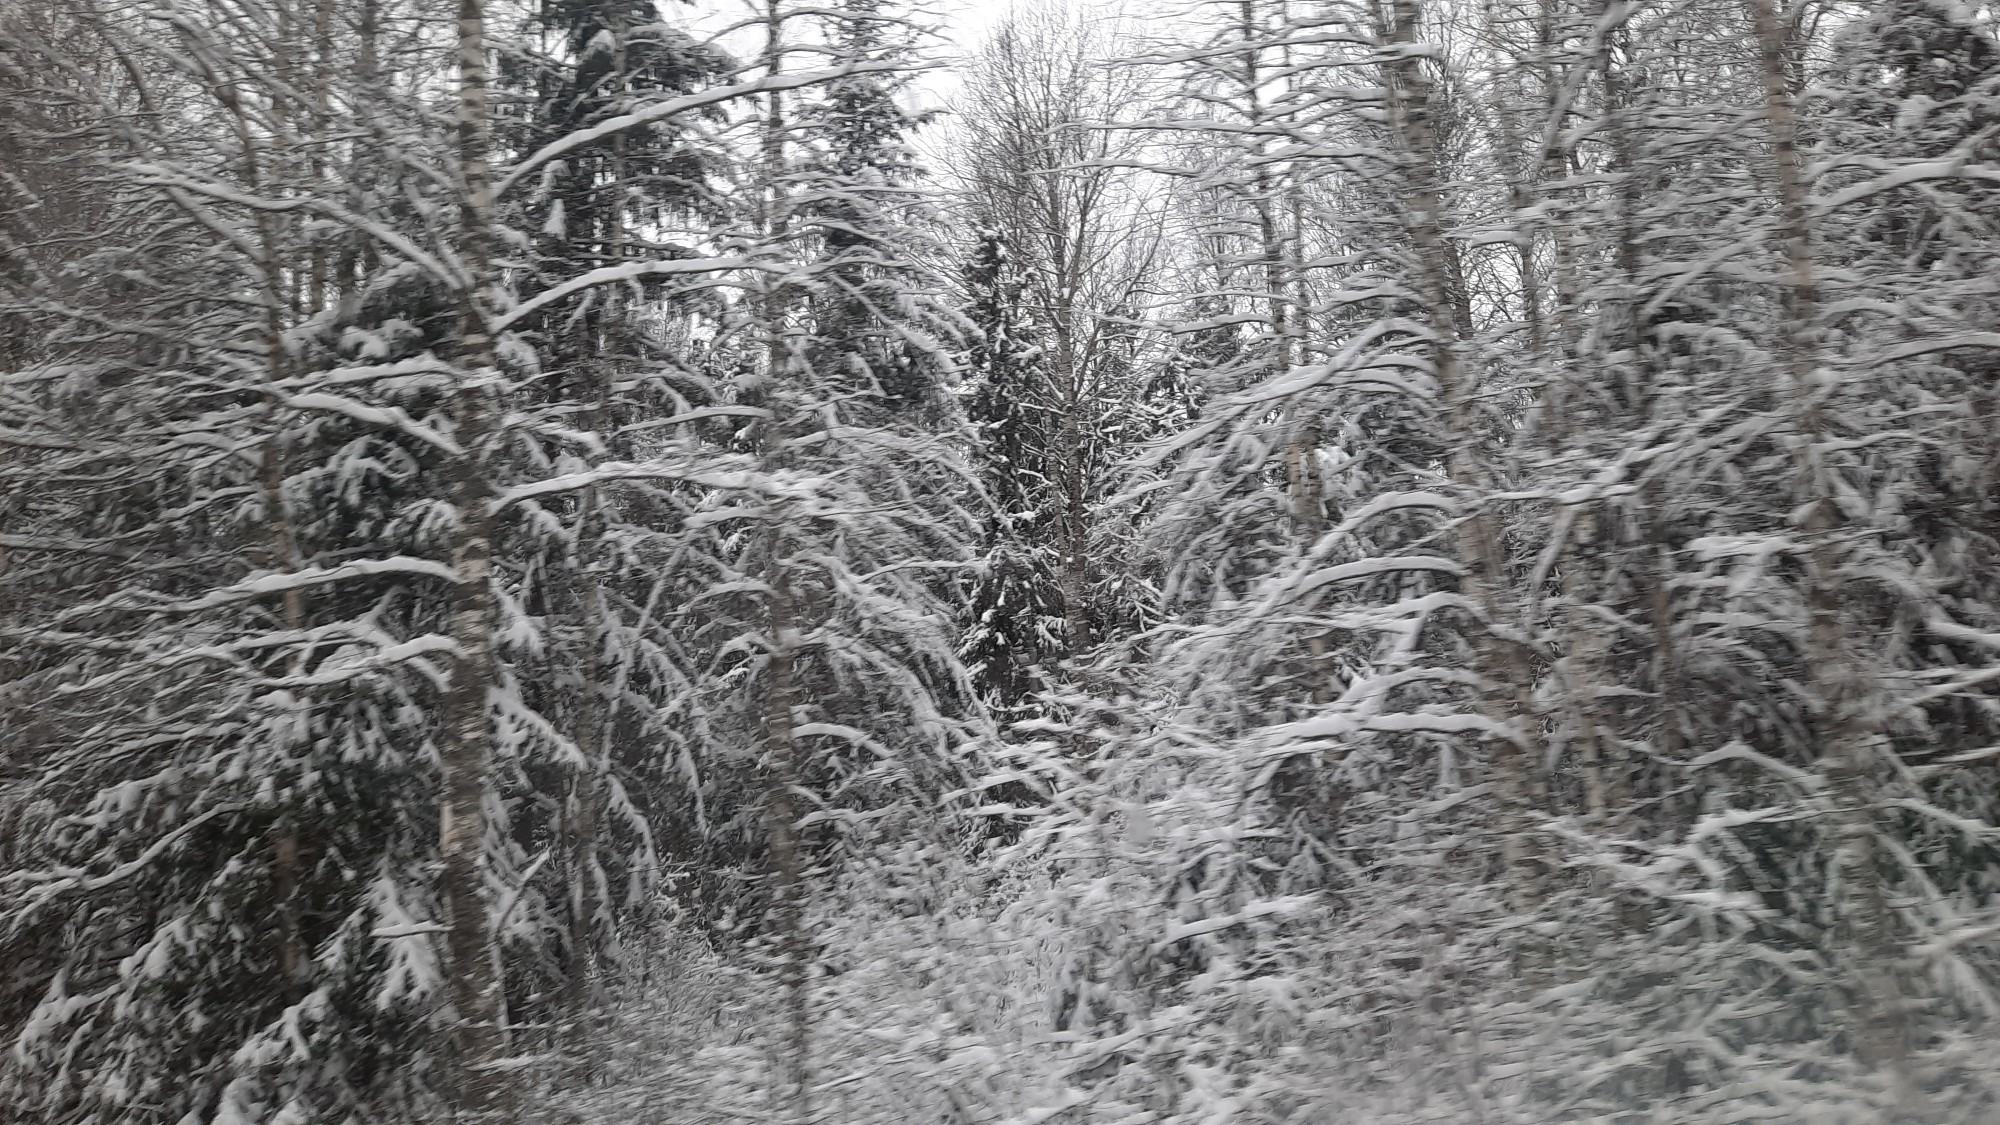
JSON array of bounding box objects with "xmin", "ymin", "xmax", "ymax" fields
[
  {"xmin": 678, "ymin": 0, "xmax": 1120, "ymax": 113},
  {"xmin": 920, "ymin": 0, "xmax": 1137, "ymax": 108}
]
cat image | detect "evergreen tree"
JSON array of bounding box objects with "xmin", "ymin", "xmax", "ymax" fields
[
  {"xmin": 800, "ymin": 0, "xmax": 944, "ymax": 420},
  {"xmin": 9, "ymin": 0, "xmax": 2000, "ymax": 1121},
  {"xmin": 959, "ymin": 228, "xmax": 1064, "ymax": 706}
]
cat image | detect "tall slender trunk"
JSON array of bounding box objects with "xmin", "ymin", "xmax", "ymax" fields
[
  {"xmin": 1386, "ymin": 0, "xmax": 1544, "ymax": 926},
  {"xmin": 1535, "ymin": 0, "xmax": 1585, "ymax": 427},
  {"xmin": 1240, "ymin": 0, "xmax": 1319, "ymax": 539},
  {"xmin": 1488, "ymin": 1, "xmax": 1612, "ymax": 823},
  {"xmin": 1553, "ymin": 2, "xmax": 1654, "ymax": 827},
  {"xmin": 0, "ymin": 512, "xmax": 11, "ymax": 687},
  {"xmin": 566, "ymin": 321, "xmax": 605, "ymax": 1018},
  {"xmin": 262, "ymin": 431, "xmax": 309, "ymax": 996},
  {"xmin": 565, "ymin": 581, "xmax": 604, "ymax": 1016},
  {"xmin": 1239, "ymin": 0, "xmax": 1331, "ymax": 702},
  {"xmin": 758, "ymin": 8, "xmax": 810, "ymax": 1118},
  {"xmin": 1744, "ymin": 0, "xmax": 1913, "ymax": 1108},
  {"xmin": 308, "ymin": 0, "xmax": 333, "ymax": 312},
  {"xmin": 762, "ymin": 519, "xmax": 810, "ymax": 1125},
  {"xmin": 564, "ymin": 3, "xmax": 629, "ymax": 1024},
  {"xmin": 1516, "ymin": 0, "xmax": 1620, "ymax": 829},
  {"xmin": 1484, "ymin": 59, "xmax": 1542, "ymax": 358},
  {"xmin": 439, "ymin": 0, "xmax": 509, "ymax": 1112},
  {"xmin": 215, "ymin": 52, "xmax": 317, "ymax": 1002},
  {"xmin": 342, "ymin": 0, "xmax": 380, "ymax": 293},
  {"xmin": 1050, "ymin": 257, "xmax": 1093, "ymax": 658}
]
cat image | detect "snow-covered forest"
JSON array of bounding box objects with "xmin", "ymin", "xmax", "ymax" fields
[{"xmin": 3, "ymin": 0, "xmax": 1999, "ymax": 1120}]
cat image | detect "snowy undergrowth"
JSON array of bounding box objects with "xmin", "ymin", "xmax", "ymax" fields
[{"xmin": 520, "ymin": 788, "xmax": 2000, "ymax": 1125}]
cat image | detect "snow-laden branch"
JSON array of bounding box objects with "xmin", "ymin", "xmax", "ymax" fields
[
  {"xmin": 4, "ymin": 804, "xmax": 246, "ymax": 941},
  {"xmin": 997, "ymin": 1090, "xmax": 1094, "ymax": 1125},
  {"xmin": 1325, "ymin": 490, "xmax": 1458, "ymax": 538},
  {"xmin": 1899, "ymin": 665, "xmax": 2000, "ymax": 711},
  {"xmin": 492, "ymin": 461, "xmax": 762, "ymax": 509},
  {"xmin": 0, "ymin": 533, "xmax": 139, "ymax": 559},
  {"xmin": 263, "ymin": 635, "xmax": 459, "ymax": 691},
  {"xmin": 616, "ymin": 405, "xmax": 772, "ymax": 438},
  {"xmin": 496, "ymin": 63, "xmax": 913, "ymax": 200},
  {"xmin": 1929, "ymin": 618, "xmax": 2000, "ymax": 652},
  {"xmin": 370, "ymin": 922, "xmax": 451, "ymax": 938},
  {"xmin": 1881, "ymin": 798, "xmax": 2000, "ymax": 844},
  {"xmin": 136, "ymin": 165, "xmax": 460, "ymax": 286},
  {"xmin": 182, "ymin": 557, "xmax": 458, "ymax": 610},
  {"xmin": 1361, "ymin": 712, "xmax": 1514, "ymax": 738},
  {"xmin": 1868, "ymin": 333, "xmax": 2000, "ymax": 365},
  {"xmin": 1269, "ymin": 708, "xmax": 1513, "ymax": 744},
  {"xmin": 1686, "ymin": 741, "xmax": 1824, "ymax": 789},
  {"xmin": 1292, "ymin": 555, "xmax": 1465, "ymax": 597},
  {"xmin": 279, "ymin": 392, "xmax": 464, "ymax": 455},
  {"xmin": 792, "ymin": 721, "xmax": 895, "ymax": 759},
  {"xmin": 283, "ymin": 356, "xmax": 458, "ymax": 390},
  {"xmin": 1813, "ymin": 146, "xmax": 2000, "ymax": 214},
  {"xmin": 489, "ymin": 848, "xmax": 554, "ymax": 937},
  {"xmin": 1154, "ymin": 895, "xmax": 1318, "ymax": 949},
  {"xmin": 0, "ymin": 425, "xmax": 98, "ymax": 452},
  {"xmin": 492, "ymin": 258, "xmax": 758, "ymax": 332}
]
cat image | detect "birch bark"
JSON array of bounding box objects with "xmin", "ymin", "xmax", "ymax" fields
[
  {"xmin": 438, "ymin": 0, "xmax": 510, "ymax": 1110},
  {"xmin": 1744, "ymin": 0, "xmax": 1914, "ymax": 1107},
  {"xmin": 1384, "ymin": 0, "xmax": 1545, "ymax": 925}
]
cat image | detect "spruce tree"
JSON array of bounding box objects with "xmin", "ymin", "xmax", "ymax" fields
[{"xmin": 959, "ymin": 228, "xmax": 1064, "ymax": 707}]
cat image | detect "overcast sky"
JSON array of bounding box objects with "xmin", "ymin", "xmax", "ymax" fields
[{"xmin": 678, "ymin": 0, "xmax": 1122, "ymax": 112}]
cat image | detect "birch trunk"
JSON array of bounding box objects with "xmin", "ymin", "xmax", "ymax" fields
[
  {"xmin": 222, "ymin": 58, "xmax": 315, "ymax": 1000},
  {"xmin": 1239, "ymin": 1, "xmax": 1320, "ymax": 540},
  {"xmin": 1491, "ymin": 0, "xmax": 1613, "ymax": 823},
  {"xmin": 438, "ymin": 0, "xmax": 509, "ymax": 1111},
  {"xmin": 1593, "ymin": 9, "xmax": 1683, "ymax": 822},
  {"xmin": 1744, "ymin": 0, "xmax": 1914, "ymax": 1108},
  {"xmin": 1385, "ymin": 0, "xmax": 1544, "ymax": 924}
]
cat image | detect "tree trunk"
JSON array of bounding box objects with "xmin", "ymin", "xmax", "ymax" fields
[
  {"xmin": 563, "ymin": 586, "xmax": 602, "ymax": 1014},
  {"xmin": 1054, "ymin": 299, "xmax": 1093, "ymax": 659},
  {"xmin": 564, "ymin": 3, "xmax": 628, "ymax": 1025},
  {"xmin": 438, "ymin": 0, "xmax": 509, "ymax": 1111},
  {"xmin": 262, "ymin": 434, "xmax": 309, "ymax": 997},
  {"xmin": 762, "ymin": 522, "xmax": 811, "ymax": 1125},
  {"xmin": 758, "ymin": 9, "xmax": 811, "ymax": 1117},
  {"xmin": 1385, "ymin": 0, "xmax": 1545, "ymax": 928},
  {"xmin": 1744, "ymin": 0, "xmax": 1914, "ymax": 1109}
]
